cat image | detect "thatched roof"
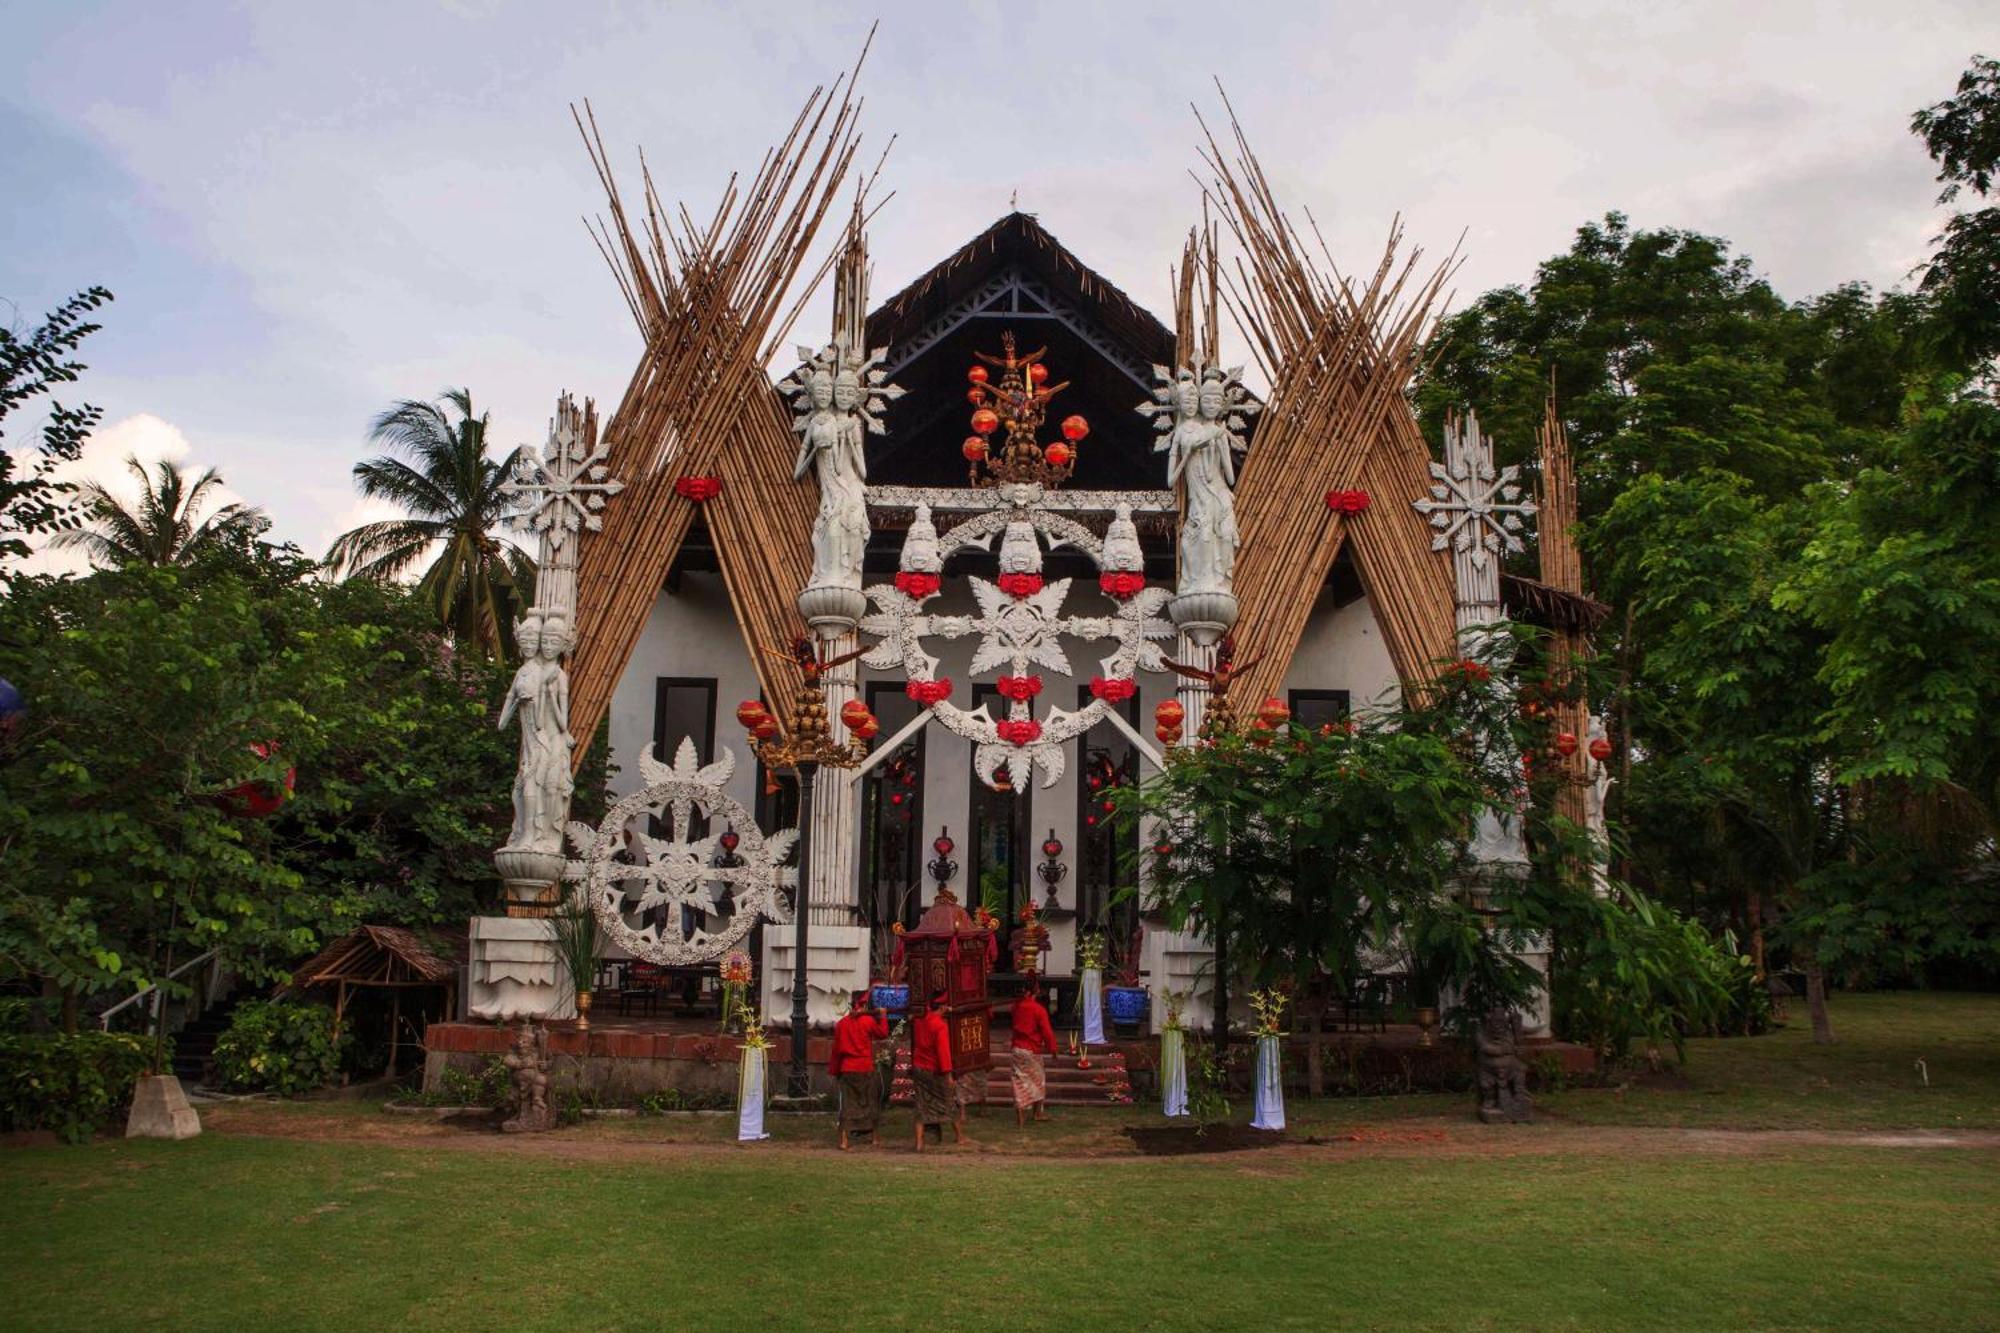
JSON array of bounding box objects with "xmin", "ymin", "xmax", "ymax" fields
[
  {"xmin": 282, "ymin": 924, "xmax": 461, "ymax": 994},
  {"xmin": 1501, "ymin": 573, "xmax": 1611, "ymax": 636}
]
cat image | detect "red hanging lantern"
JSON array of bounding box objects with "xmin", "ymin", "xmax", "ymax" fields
[
  {"xmin": 735, "ymin": 699, "xmax": 769, "ymax": 728},
  {"xmin": 851, "ymin": 716, "xmax": 880, "ymax": 740},
  {"xmin": 966, "ymin": 387, "xmax": 987, "ymax": 406},
  {"xmin": 1155, "ymin": 699, "xmax": 1186, "ymax": 729},
  {"xmin": 1257, "ymin": 696, "xmax": 1291, "ymax": 728},
  {"xmin": 1588, "ymin": 736, "xmax": 1614, "ymax": 762},
  {"xmin": 753, "ymin": 717, "xmax": 780, "ymax": 740},
  {"xmin": 962, "ymin": 436, "xmax": 988, "ymax": 462},
  {"xmin": 1044, "ymin": 442, "xmax": 1072, "ymax": 468},
  {"xmin": 1027, "ymin": 363, "xmax": 1049, "ymax": 385},
  {"xmin": 996, "ymin": 718, "xmax": 1043, "ymax": 746},
  {"xmin": 840, "ymin": 698, "xmax": 872, "ymax": 727},
  {"xmin": 1060, "ymin": 414, "xmax": 1089, "ymax": 442},
  {"xmin": 1156, "ymin": 722, "xmax": 1181, "ymax": 744},
  {"xmin": 970, "ymin": 408, "xmax": 1000, "ymax": 435},
  {"xmin": 1554, "ymin": 731, "xmax": 1579, "ymax": 757},
  {"xmin": 967, "ymin": 365, "xmax": 989, "ymax": 385}
]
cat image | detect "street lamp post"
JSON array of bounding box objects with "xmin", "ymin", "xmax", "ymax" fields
[{"xmin": 786, "ymin": 760, "xmax": 819, "ymax": 1098}]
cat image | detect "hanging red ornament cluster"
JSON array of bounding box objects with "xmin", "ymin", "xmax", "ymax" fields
[
  {"xmin": 674, "ymin": 476, "xmax": 722, "ymax": 503},
  {"xmin": 995, "ymin": 718, "xmax": 1043, "ymax": 746},
  {"xmin": 961, "ymin": 332, "xmax": 1084, "ymax": 487},
  {"xmin": 839, "ymin": 697, "xmax": 880, "ymax": 740},
  {"xmin": 1154, "ymin": 697, "xmax": 1186, "ymax": 745},
  {"xmin": 1325, "ymin": 488, "xmax": 1371, "ymax": 515},
  {"xmin": 996, "ymin": 572, "xmax": 1044, "ymax": 599},
  {"xmin": 736, "ymin": 698, "xmax": 780, "ymax": 740},
  {"xmin": 221, "ymin": 740, "xmax": 295, "ymax": 819},
  {"xmin": 904, "ymin": 677, "xmax": 953, "ymax": 707},
  {"xmin": 1098, "ymin": 571, "xmax": 1145, "ymax": 600},
  {"xmin": 996, "ymin": 674, "xmax": 1043, "ymax": 701},
  {"xmin": 1089, "ymin": 675, "xmax": 1137, "ymax": 703},
  {"xmin": 893, "ymin": 570, "xmax": 941, "ymax": 599}
]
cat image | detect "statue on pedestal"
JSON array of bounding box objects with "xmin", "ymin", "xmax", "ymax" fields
[
  {"xmin": 781, "ymin": 341, "xmax": 904, "ymax": 602},
  {"xmin": 500, "ymin": 1019, "xmax": 554, "ymax": 1133},
  {"xmin": 497, "ymin": 611, "xmax": 574, "ymax": 859}
]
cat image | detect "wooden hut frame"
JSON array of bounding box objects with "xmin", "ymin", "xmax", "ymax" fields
[{"xmin": 283, "ymin": 925, "xmax": 460, "ymax": 1078}]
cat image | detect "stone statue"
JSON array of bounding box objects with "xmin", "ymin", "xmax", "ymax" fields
[
  {"xmin": 500, "ymin": 1018, "xmax": 554, "ymax": 1133},
  {"xmin": 1585, "ymin": 713, "xmax": 1612, "ymax": 832},
  {"xmin": 999, "ymin": 518, "xmax": 1042, "ymax": 576},
  {"xmin": 1141, "ymin": 365, "xmax": 1257, "ymax": 599},
  {"xmin": 902, "ymin": 502, "xmax": 942, "ymax": 574},
  {"xmin": 498, "ymin": 612, "xmax": 573, "ymax": 856},
  {"xmin": 1475, "ymin": 1007, "xmax": 1532, "ymax": 1123},
  {"xmin": 781, "ymin": 342, "xmax": 905, "ymax": 595},
  {"xmin": 1102, "ymin": 502, "xmax": 1142, "ymax": 573}
]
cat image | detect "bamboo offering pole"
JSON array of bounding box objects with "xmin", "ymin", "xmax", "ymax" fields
[
  {"xmin": 1536, "ymin": 382, "xmax": 1592, "ymax": 824},
  {"xmin": 1190, "ymin": 91, "xmax": 1461, "ymax": 706},
  {"xmin": 564, "ymin": 34, "xmax": 882, "ymax": 767}
]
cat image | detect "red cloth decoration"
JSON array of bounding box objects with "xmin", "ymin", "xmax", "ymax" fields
[
  {"xmin": 996, "ymin": 572, "xmax": 1044, "ymax": 599},
  {"xmin": 1324, "ymin": 488, "xmax": 1370, "ymax": 515},
  {"xmin": 894, "ymin": 570, "xmax": 941, "ymax": 599},
  {"xmin": 674, "ymin": 476, "xmax": 721, "ymax": 503},
  {"xmin": 222, "ymin": 740, "xmax": 295, "ymax": 819},
  {"xmin": 1089, "ymin": 676, "xmax": 1137, "ymax": 703},
  {"xmin": 995, "ymin": 718, "xmax": 1043, "ymax": 746},
  {"xmin": 996, "ymin": 675, "xmax": 1043, "ymax": 701},
  {"xmin": 1098, "ymin": 571, "xmax": 1145, "ymax": 599},
  {"xmin": 905, "ymin": 678, "xmax": 953, "ymax": 707}
]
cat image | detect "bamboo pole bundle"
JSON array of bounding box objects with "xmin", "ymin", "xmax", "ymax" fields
[
  {"xmin": 564, "ymin": 40, "xmax": 880, "ymax": 766},
  {"xmin": 1190, "ymin": 94, "xmax": 1461, "ymax": 705},
  {"xmin": 1536, "ymin": 383, "xmax": 1592, "ymax": 821}
]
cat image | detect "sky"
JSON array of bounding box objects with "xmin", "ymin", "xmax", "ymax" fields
[{"xmin": 2, "ymin": 0, "xmax": 1992, "ymax": 571}]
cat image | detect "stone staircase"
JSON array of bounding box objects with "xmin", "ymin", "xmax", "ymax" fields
[{"xmin": 887, "ymin": 1041, "xmax": 1134, "ymax": 1108}]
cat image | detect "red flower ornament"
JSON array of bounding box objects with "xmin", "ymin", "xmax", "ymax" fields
[
  {"xmin": 905, "ymin": 678, "xmax": 953, "ymax": 707},
  {"xmin": 893, "ymin": 571, "xmax": 941, "ymax": 599},
  {"xmin": 675, "ymin": 476, "xmax": 722, "ymax": 503},
  {"xmin": 1324, "ymin": 488, "xmax": 1371, "ymax": 515},
  {"xmin": 996, "ymin": 674, "xmax": 1043, "ymax": 701},
  {"xmin": 1098, "ymin": 571, "xmax": 1145, "ymax": 600},
  {"xmin": 995, "ymin": 718, "xmax": 1043, "ymax": 746},
  {"xmin": 1089, "ymin": 676, "xmax": 1137, "ymax": 703},
  {"xmin": 996, "ymin": 572, "xmax": 1044, "ymax": 599}
]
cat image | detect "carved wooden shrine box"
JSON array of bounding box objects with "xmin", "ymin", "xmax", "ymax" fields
[{"xmin": 901, "ymin": 890, "xmax": 995, "ymax": 1073}]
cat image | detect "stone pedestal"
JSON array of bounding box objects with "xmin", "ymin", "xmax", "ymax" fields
[
  {"xmin": 468, "ymin": 916, "xmax": 570, "ymax": 1021},
  {"xmin": 125, "ymin": 1074, "xmax": 201, "ymax": 1140},
  {"xmin": 1168, "ymin": 591, "xmax": 1238, "ymax": 649},
  {"xmin": 494, "ymin": 847, "xmax": 564, "ymax": 919},
  {"xmin": 762, "ymin": 922, "xmax": 868, "ymax": 1026}
]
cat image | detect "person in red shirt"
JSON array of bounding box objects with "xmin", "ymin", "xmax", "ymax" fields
[
  {"xmin": 910, "ymin": 988, "xmax": 963, "ymax": 1151},
  {"xmin": 828, "ymin": 990, "xmax": 889, "ymax": 1151},
  {"xmin": 1009, "ymin": 979, "xmax": 1058, "ymax": 1126}
]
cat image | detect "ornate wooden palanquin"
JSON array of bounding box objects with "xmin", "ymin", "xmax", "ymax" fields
[{"xmin": 900, "ymin": 890, "xmax": 995, "ymax": 1073}]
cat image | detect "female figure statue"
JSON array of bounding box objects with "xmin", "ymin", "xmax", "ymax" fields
[
  {"xmin": 793, "ymin": 363, "xmax": 870, "ymax": 591},
  {"xmin": 499, "ymin": 612, "xmax": 574, "ymax": 852},
  {"xmin": 1162, "ymin": 372, "xmax": 1243, "ymax": 596}
]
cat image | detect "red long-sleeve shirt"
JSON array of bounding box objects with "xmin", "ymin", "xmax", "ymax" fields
[
  {"xmin": 912, "ymin": 1009, "xmax": 954, "ymax": 1074},
  {"xmin": 1010, "ymin": 994, "xmax": 1057, "ymax": 1054},
  {"xmin": 827, "ymin": 1012, "xmax": 888, "ymax": 1076}
]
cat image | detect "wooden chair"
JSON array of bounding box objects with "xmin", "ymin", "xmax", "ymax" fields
[{"xmin": 620, "ymin": 962, "xmax": 662, "ymax": 1017}]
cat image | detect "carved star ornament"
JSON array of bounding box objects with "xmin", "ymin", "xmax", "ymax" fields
[
  {"xmin": 501, "ymin": 401, "xmax": 624, "ymax": 553},
  {"xmin": 563, "ymin": 739, "xmax": 797, "ymax": 967}
]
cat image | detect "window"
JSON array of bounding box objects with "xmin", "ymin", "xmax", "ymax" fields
[
  {"xmin": 1288, "ymin": 688, "xmax": 1351, "ymax": 734},
  {"xmin": 1076, "ymin": 687, "xmax": 1140, "ymax": 942},
  {"xmin": 861, "ymin": 682, "xmax": 925, "ymax": 939},
  {"xmin": 969, "ymin": 682, "xmax": 1029, "ymax": 956}
]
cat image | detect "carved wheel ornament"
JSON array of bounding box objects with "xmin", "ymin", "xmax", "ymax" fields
[
  {"xmin": 501, "ymin": 395, "xmax": 623, "ymax": 553},
  {"xmin": 563, "ymin": 740, "xmax": 797, "ymax": 966}
]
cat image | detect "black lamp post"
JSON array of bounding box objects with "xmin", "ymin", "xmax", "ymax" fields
[
  {"xmin": 1037, "ymin": 828, "xmax": 1067, "ymax": 911},
  {"xmin": 927, "ymin": 827, "xmax": 958, "ymax": 893}
]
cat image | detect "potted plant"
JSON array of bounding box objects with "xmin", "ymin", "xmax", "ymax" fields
[
  {"xmin": 550, "ymin": 888, "xmax": 602, "ymax": 1032},
  {"xmin": 1076, "ymin": 930, "xmax": 1107, "ymax": 1044},
  {"xmin": 1104, "ymin": 925, "xmax": 1148, "ymax": 1031},
  {"xmin": 1248, "ymin": 988, "xmax": 1288, "ymax": 1132}
]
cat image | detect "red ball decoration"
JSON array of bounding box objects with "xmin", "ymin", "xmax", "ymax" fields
[
  {"xmin": 1044, "ymin": 441, "xmax": 1072, "ymax": 468},
  {"xmin": 1257, "ymin": 696, "xmax": 1291, "ymax": 728},
  {"xmin": 966, "ymin": 387, "xmax": 987, "ymax": 406},
  {"xmin": 735, "ymin": 699, "xmax": 769, "ymax": 728},
  {"xmin": 1554, "ymin": 731, "xmax": 1579, "ymax": 757},
  {"xmin": 970, "ymin": 408, "xmax": 1000, "ymax": 435},
  {"xmin": 1027, "ymin": 363, "xmax": 1049, "ymax": 385},
  {"xmin": 1588, "ymin": 736, "xmax": 1614, "ymax": 762},
  {"xmin": 968, "ymin": 365, "xmax": 989, "ymax": 385},
  {"xmin": 840, "ymin": 699, "xmax": 872, "ymax": 727},
  {"xmin": 851, "ymin": 716, "xmax": 880, "ymax": 740},
  {"xmin": 996, "ymin": 718, "xmax": 1043, "ymax": 746},
  {"xmin": 754, "ymin": 718, "xmax": 780, "ymax": 740},
  {"xmin": 1060, "ymin": 414, "xmax": 1089, "ymax": 442},
  {"xmin": 962, "ymin": 436, "xmax": 988, "ymax": 461},
  {"xmin": 1155, "ymin": 699, "xmax": 1186, "ymax": 728},
  {"xmin": 1156, "ymin": 722, "xmax": 1181, "ymax": 744}
]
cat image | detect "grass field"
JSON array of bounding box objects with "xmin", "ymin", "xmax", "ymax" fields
[{"xmin": 1, "ymin": 991, "xmax": 1996, "ymax": 1332}]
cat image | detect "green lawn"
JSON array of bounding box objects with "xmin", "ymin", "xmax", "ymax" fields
[{"xmin": 3, "ymin": 991, "xmax": 1997, "ymax": 1331}]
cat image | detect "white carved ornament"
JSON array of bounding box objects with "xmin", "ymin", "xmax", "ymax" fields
[
  {"xmin": 502, "ymin": 403, "xmax": 624, "ymax": 554},
  {"xmin": 859, "ymin": 486, "xmax": 1173, "ymax": 791},
  {"xmin": 563, "ymin": 740, "xmax": 798, "ymax": 967},
  {"xmin": 1411, "ymin": 412, "xmax": 1536, "ymax": 568}
]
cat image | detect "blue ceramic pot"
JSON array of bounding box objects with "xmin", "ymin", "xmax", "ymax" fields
[
  {"xmin": 871, "ymin": 984, "xmax": 910, "ymax": 1015},
  {"xmin": 1105, "ymin": 985, "xmax": 1148, "ymax": 1026}
]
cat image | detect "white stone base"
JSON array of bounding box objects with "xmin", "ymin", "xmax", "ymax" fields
[
  {"xmin": 125, "ymin": 1074, "xmax": 201, "ymax": 1139},
  {"xmin": 468, "ymin": 916, "xmax": 573, "ymax": 1021},
  {"xmin": 762, "ymin": 923, "xmax": 869, "ymax": 1026},
  {"xmin": 1147, "ymin": 925, "xmax": 1222, "ymax": 1035}
]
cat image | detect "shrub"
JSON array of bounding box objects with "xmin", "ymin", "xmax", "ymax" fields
[
  {"xmin": 212, "ymin": 1000, "xmax": 346, "ymax": 1096},
  {"xmin": 0, "ymin": 1031, "xmax": 151, "ymax": 1143}
]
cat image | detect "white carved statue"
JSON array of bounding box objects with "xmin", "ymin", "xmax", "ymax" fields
[
  {"xmin": 781, "ymin": 342, "xmax": 904, "ymax": 594},
  {"xmin": 902, "ymin": 502, "xmax": 942, "ymax": 573},
  {"xmin": 1102, "ymin": 502, "xmax": 1142, "ymax": 573},
  {"xmin": 499, "ymin": 612, "xmax": 574, "ymax": 854},
  {"xmin": 1141, "ymin": 364, "xmax": 1257, "ymax": 599}
]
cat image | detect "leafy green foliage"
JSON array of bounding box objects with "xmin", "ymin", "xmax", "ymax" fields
[
  {"xmin": 211, "ymin": 999, "xmax": 346, "ymax": 1097},
  {"xmin": 0, "ymin": 1030, "xmax": 150, "ymax": 1143},
  {"xmin": 0, "ymin": 287, "xmax": 110, "ymax": 565},
  {"xmin": 1912, "ymin": 55, "xmax": 2000, "ymax": 368}
]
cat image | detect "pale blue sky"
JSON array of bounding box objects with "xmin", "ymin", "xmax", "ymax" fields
[{"xmin": 3, "ymin": 0, "xmax": 1991, "ymax": 565}]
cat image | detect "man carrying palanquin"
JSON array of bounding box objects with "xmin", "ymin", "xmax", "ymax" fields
[
  {"xmin": 829, "ymin": 989, "xmax": 889, "ymax": 1151},
  {"xmin": 911, "ymin": 988, "xmax": 964, "ymax": 1151},
  {"xmin": 1009, "ymin": 980, "xmax": 1057, "ymax": 1126}
]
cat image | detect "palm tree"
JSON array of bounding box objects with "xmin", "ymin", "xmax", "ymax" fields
[
  {"xmin": 326, "ymin": 388, "xmax": 534, "ymax": 657},
  {"xmin": 50, "ymin": 455, "xmax": 268, "ymax": 568}
]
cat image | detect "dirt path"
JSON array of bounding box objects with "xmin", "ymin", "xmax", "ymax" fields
[{"xmin": 190, "ymin": 1103, "xmax": 2000, "ymax": 1168}]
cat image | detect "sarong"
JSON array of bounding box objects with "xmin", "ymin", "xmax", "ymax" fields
[
  {"xmin": 838, "ymin": 1070, "xmax": 880, "ymax": 1134},
  {"xmin": 1010, "ymin": 1048, "xmax": 1046, "ymax": 1109},
  {"xmin": 913, "ymin": 1069, "xmax": 954, "ymax": 1126}
]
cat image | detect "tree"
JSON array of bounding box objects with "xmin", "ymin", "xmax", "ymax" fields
[
  {"xmin": 325, "ymin": 388, "xmax": 534, "ymax": 657},
  {"xmin": 0, "ymin": 287, "xmax": 111, "ymax": 565},
  {"xmin": 49, "ymin": 454, "xmax": 269, "ymax": 569},
  {"xmin": 1912, "ymin": 55, "xmax": 2000, "ymax": 371}
]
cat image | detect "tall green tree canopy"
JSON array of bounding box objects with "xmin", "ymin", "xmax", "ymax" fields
[
  {"xmin": 325, "ymin": 388, "xmax": 534, "ymax": 657},
  {"xmin": 0, "ymin": 287, "xmax": 110, "ymax": 565}
]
